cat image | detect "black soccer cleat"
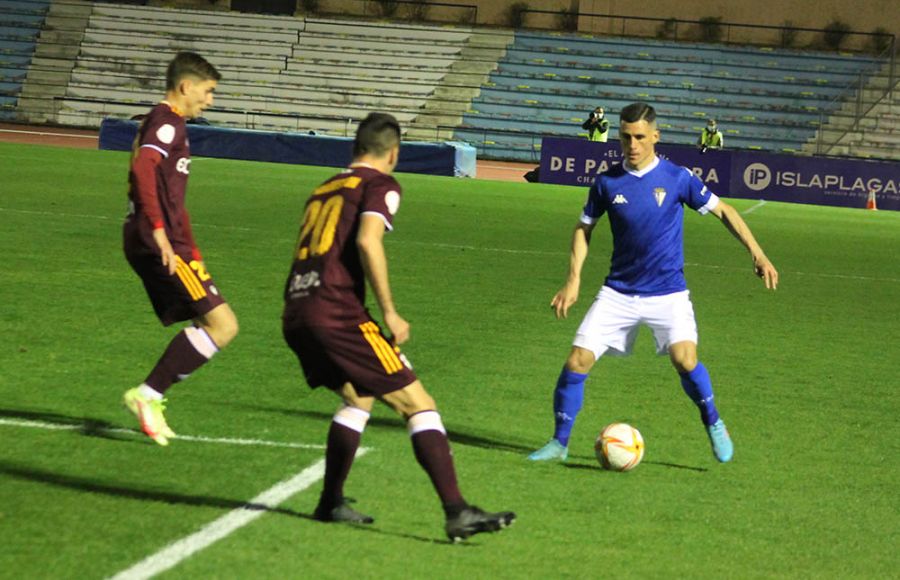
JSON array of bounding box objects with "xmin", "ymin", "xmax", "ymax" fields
[
  {"xmin": 445, "ymin": 506, "xmax": 516, "ymax": 543},
  {"xmin": 313, "ymin": 498, "xmax": 374, "ymax": 524}
]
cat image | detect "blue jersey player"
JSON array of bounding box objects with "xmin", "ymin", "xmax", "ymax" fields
[{"xmin": 528, "ymin": 102, "xmax": 778, "ymax": 463}]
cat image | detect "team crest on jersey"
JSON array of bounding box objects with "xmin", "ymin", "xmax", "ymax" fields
[
  {"xmin": 385, "ymin": 190, "xmax": 400, "ymax": 215},
  {"xmin": 156, "ymin": 124, "xmax": 175, "ymax": 145},
  {"xmin": 653, "ymin": 188, "xmax": 667, "ymax": 207}
]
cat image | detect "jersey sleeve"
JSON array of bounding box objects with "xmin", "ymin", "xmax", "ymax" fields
[
  {"xmin": 361, "ymin": 175, "xmax": 401, "ymax": 231},
  {"xmin": 139, "ymin": 111, "xmax": 181, "ymax": 159},
  {"xmin": 681, "ymin": 167, "xmax": 720, "ymax": 215},
  {"xmin": 580, "ymin": 181, "xmax": 607, "ymax": 225},
  {"xmin": 131, "ymin": 147, "xmax": 165, "ymax": 229}
]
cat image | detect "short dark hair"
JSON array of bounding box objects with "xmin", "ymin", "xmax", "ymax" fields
[
  {"xmin": 353, "ymin": 113, "xmax": 401, "ymax": 158},
  {"xmin": 166, "ymin": 52, "xmax": 221, "ymax": 91},
  {"xmin": 620, "ymin": 102, "xmax": 656, "ymax": 125}
]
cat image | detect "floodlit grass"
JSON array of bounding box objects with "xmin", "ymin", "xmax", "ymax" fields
[{"xmin": 1, "ymin": 143, "xmax": 898, "ymax": 578}]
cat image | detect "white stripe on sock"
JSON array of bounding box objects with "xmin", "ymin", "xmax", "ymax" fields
[
  {"xmin": 332, "ymin": 405, "xmax": 370, "ymax": 433},
  {"xmin": 185, "ymin": 326, "xmax": 218, "ymax": 359},
  {"xmin": 138, "ymin": 384, "xmax": 164, "ymax": 401},
  {"xmin": 407, "ymin": 410, "xmax": 446, "ymax": 435}
]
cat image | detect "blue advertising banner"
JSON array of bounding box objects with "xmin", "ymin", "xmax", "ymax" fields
[
  {"xmin": 98, "ymin": 119, "xmax": 476, "ymax": 177},
  {"xmin": 539, "ymin": 137, "xmax": 899, "ymax": 211}
]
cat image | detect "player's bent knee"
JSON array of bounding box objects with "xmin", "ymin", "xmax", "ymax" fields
[
  {"xmin": 335, "ymin": 382, "xmax": 375, "ymax": 412},
  {"xmin": 198, "ymin": 305, "xmax": 239, "ymax": 348},
  {"xmin": 382, "ymin": 381, "xmax": 435, "ymax": 418},
  {"xmin": 668, "ymin": 341, "xmax": 697, "ymax": 373},
  {"xmin": 566, "ymin": 347, "xmax": 595, "ymax": 374}
]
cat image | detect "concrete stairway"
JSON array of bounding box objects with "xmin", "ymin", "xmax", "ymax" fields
[
  {"xmin": 16, "ymin": 0, "xmax": 90, "ymax": 124},
  {"xmin": 407, "ymin": 30, "xmax": 514, "ymax": 141},
  {"xmin": 805, "ymin": 60, "xmax": 900, "ymax": 160}
]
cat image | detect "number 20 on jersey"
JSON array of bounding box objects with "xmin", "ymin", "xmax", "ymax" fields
[{"xmin": 296, "ymin": 196, "xmax": 344, "ymax": 260}]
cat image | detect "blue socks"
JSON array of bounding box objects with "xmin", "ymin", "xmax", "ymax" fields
[
  {"xmin": 553, "ymin": 367, "xmax": 588, "ymax": 446},
  {"xmin": 551, "ymin": 362, "xmax": 718, "ymax": 446},
  {"xmin": 679, "ymin": 362, "xmax": 720, "ymax": 426}
]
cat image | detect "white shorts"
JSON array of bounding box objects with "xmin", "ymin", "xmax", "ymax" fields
[{"xmin": 573, "ymin": 286, "xmax": 698, "ymax": 359}]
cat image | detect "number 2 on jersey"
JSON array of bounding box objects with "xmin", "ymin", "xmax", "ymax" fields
[{"xmin": 297, "ymin": 195, "xmax": 344, "ymax": 260}]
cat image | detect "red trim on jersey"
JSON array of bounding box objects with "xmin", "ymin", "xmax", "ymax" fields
[
  {"xmin": 132, "ymin": 147, "xmax": 165, "ymax": 230},
  {"xmin": 183, "ymin": 210, "xmax": 202, "ymax": 262}
]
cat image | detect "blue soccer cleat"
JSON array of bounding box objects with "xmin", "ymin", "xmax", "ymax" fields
[
  {"xmin": 706, "ymin": 419, "xmax": 734, "ymax": 462},
  {"xmin": 527, "ymin": 438, "xmax": 569, "ymax": 461}
]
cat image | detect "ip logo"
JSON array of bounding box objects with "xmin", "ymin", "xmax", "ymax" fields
[{"xmin": 743, "ymin": 163, "xmax": 771, "ymax": 191}]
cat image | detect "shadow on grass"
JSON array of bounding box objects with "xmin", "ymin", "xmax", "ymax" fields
[
  {"xmin": 0, "ymin": 407, "xmax": 140, "ymax": 442},
  {"xmin": 332, "ymin": 520, "xmax": 474, "ymax": 547},
  {"xmin": 0, "ymin": 460, "xmax": 311, "ymax": 519},
  {"xmin": 229, "ymin": 404, "xmax": 539, "ymax": 455},
  {"xmin": 643, "ymin": 460, "xmax": 708, "ymax": 472},
  {"xmin": 564, "ymin": 460, "xmax": 708, "ymax": 473},
  {"xmin": 0, "ymin": 461, "xmax": 469, "ymax": 545}
]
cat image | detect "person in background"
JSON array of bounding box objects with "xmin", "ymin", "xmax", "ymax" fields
[
  {"xmin": 582, "ymin": 106, "xmax": 610, "ymax": 142},
  {"xmin": 698, "ymin": 118, "xmax": 724, "ymax": 152}
]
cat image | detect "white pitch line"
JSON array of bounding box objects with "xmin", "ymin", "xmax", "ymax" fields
[
  {"xmin": 0, "ymin": 207, "xmax": 114, "ymax": 220},
  {"xmin": 0, "ymin": 417, "xmax": 324, "ymax": 450},
  {"xmin": 3, "ymin": 206, "xmax": 899, "ymax": 284},
  {"xmin": 108, "ymin": 454, "xmax": 348, "ymax": 580},
  {"xmin": 0, "ymin": 207, "xmax": 256, "ymax": 232},
  {"xmin": 682, "ymin": 261, "xmax": 900, "ymax": 283},
  {"xmin": 742, "ymin": 199, "xmax": 767, "ymax": 215},
  {"xmin": 478, "ymin": 164, "xmax": 530, "ymax": 172},
  {"xmin": 402, "ymin": 239, "xmax": 562, "ymax": 256},
  {"xmin": 0, "ymin": 128, "xmax": 98, "ymax": 139}
]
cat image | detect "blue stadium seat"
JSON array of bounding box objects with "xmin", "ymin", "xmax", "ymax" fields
[{"xmin": 462, "ymin": 30, "xmax": 883, "ymax": 156}]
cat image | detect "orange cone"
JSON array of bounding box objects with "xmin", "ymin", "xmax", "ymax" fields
[{"xmin": 866, "ymin": 190, "xmax": 878, "ymax": 211}]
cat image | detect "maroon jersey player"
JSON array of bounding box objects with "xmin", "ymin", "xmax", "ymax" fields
[
  {"xmin": 282, "ymin": 113, "xmax": 515, "ymax": 542},
  {"xmin": 122, "ymin": 52, "xmax": 238, "ymax": 446}
]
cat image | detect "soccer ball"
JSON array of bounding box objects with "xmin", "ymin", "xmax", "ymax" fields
[{"xmin": 595, "ymin": 423, "xmax": 645, "ymax": 471}]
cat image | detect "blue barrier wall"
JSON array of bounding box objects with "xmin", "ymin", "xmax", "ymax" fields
[
  {"xmin": 539, "ymin": 137, "xmax": 900, "ymax": 211},
  {"xmin": 99, "ymin": 119, "xmax": 476, "ymax": 178}
]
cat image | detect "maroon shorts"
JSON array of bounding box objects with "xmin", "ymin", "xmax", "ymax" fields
[
  {"xmin": 283, "ymin": 319, "xmax": 418, "ymax": 396},
  {"xmin": 127, "ymin": 252, "xmax": 226, "ymax": 326}
]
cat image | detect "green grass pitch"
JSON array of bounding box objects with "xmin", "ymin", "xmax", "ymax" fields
[{"xmin": 0, "ymin": 142, "xmax": 898, "ymax": 578}]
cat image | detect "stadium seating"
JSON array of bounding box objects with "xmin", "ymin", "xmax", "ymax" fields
[
  {"xmin": 13, "ymin": 0, "xmax": 509, "ymax": 138},
  {"xmin": 9, "ymin": 0, "xmax": 897, "ymax": 161},
  {"xmin": 457, "ymin": 31, "xmax": 888, "ymax": 160},
  {"xmin": 0, "ymin": 0, "xmax": 50, "ymax": 120}
]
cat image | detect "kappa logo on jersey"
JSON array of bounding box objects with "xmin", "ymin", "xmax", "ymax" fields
[
  {"xmin": 612, "ymin": 194, "xmax": 628, "ymax": 205},
  {"xmin": 176, "ymin": 157, "xmax": 191, "ymax": 175},
  {"xmin": 654, "ymin": 187, "xmax": 667, "ymax": 207}
]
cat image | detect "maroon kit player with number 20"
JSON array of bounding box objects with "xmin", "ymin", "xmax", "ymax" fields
[
  {"xmin": 282, "ymin": 113, "xmax": 515, "ymax": 542},
  {"xmin": 122, "ymin": 52, "xmax": 238, "ymax": 446}
]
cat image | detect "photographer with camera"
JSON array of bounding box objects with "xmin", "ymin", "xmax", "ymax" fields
[
  {"xmin": 582, "ymin": 107, "xmax": 610, "ymax": 142},
  {"xmin": 698, "ymin": 118, "xmax": 724, "ymax": 153}
]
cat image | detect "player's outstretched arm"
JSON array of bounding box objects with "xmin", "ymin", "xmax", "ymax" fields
[
  {"xmin": 357, "ymin": 214, "xmax": 410, "ymax": 344},
  {"xmin": 710, "ymin": 200, "xmax": 779, "ymax": 289},
  {"xmin": 551, "ymin": 221, "xmax": 595, "ymax": 318}
]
